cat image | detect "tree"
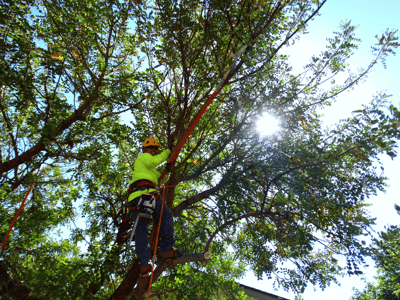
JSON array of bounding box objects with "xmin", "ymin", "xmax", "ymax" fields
[
  {"xmin": 1, "ymin": 0, "xmax": 147, "ymax": 298},
  {"xmin": 1, "ymin": 0, "xmax": 399, "ymax": 299},
  {"xmin": 351, "ymin": 204, "xmax": 400, "ymax": 300}
]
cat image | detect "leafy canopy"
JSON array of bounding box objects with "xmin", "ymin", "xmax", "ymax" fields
[
  {"xmin": 351, "ymin": 205, "xmax": 400, "ymax": 300},
  {"xmin": 0, "ymin": 0, "xmax": 399, "ymax": 299}
]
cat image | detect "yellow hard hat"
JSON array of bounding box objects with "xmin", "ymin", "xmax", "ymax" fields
[{"xmin": 142, "ymin": 137, "xmax": 160, "ymax": 148}]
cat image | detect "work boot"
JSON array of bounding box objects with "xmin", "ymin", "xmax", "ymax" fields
[
  {"xmin": 140, "ymin": 265, "xmax": 151, "ymax": 275},
  {"xmin": 138, "ymin": 265, "xmax": 151, "ymax": 290},
  {"xmin": 161, "ymin": 248, "xmax": 183, "ymax": 260}
]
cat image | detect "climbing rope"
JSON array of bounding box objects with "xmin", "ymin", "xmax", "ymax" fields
[
  {"xmin": 146, "ymin": 185, "xmax": 175, "ymax": 299},
  {"xmin": 0, "ymin": 183, "xmax": 34, "ymax": 256}
]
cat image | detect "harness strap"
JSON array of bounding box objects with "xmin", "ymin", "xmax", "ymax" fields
[
  {"xmin": 127, "ymin": 180, "xmax": 157, "ymax": 195},
  {"xmin": 136, "ymin": 181, "xmax": 156, "ymax": 189}
]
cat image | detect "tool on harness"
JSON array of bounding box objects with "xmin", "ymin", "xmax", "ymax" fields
[
  {"xmin": 128, "ymin": 193, "xmax": 160, "ymax": 244},
  {"xmin": 131, "ymin": 193, "xmax": 159, "ymax": 218},
  {"xmin": 117, "ymin": 181, "xmax": 157, "ymax": 242}
]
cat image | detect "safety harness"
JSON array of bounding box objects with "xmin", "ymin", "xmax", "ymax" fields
[
  {"xmin": 127, "ymin": 180, "xmax": 160, "ymax": 218},
  {"xmin": 130, "ymin": 193, "xmax": 159, "ymax": 218},
  {"xmin": 127, "ymin": 180, "xmax": 157, "ymax": 194},
  {"xmin": 126, "ymin": 180, "xmax": 161, "ymax": 244}
]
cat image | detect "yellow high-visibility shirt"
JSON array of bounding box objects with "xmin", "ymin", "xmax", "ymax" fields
[{"xmin": 128, "ymin": 149, "xmax": 171, "ymax": 202}]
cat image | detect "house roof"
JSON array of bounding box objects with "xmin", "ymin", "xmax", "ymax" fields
[{"xmin": 240, "ymin": 284, "xmax": 291, "ymax": 300}]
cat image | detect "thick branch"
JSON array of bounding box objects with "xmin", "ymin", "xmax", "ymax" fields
[
  {"xmin": 108, "ymin": 259, "xmax": 140, "ymax": 300},
  {"xmin": 0, "ymin": 96, "xmax": 94, "ymax": 175},
  {"xmin": 129, "ymin": 252, "xmax": 212, "ymax": 300},
  {"xmin": 172, "ymin": 182, "xmax": 223, "ymax": 216},
  {"xmin": 0, "ymin": 260, "xmax": 41, "ymax": 300}
]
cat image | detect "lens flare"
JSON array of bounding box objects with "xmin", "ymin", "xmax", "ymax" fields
[{"xmin": 256, "ymin": 114, "xmax": 280, "ymax": 136}]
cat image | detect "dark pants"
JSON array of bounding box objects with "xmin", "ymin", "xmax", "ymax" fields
[{"xmin": 129, "ymin": 193, "xmax": 175, "ymax": 266}]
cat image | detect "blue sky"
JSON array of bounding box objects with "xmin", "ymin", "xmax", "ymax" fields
[{"xmin": 242, "ymin": 0, "xmax": 400, "ymax": 299}]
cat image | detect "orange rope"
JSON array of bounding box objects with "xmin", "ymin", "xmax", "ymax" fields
[
  {"xmin": 146, "ymin": 185, "xmax": 175, "ymax": 299},
  {"xmin": 0, "ymin": 183, "xmax": 34, "ymax": 256}
]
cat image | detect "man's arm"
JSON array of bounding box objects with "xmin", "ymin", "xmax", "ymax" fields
[{"xmin": 142, "ymin": 149, "xmax": 171, "ymax": 168}]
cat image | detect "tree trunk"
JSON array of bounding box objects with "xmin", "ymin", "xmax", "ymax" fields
[
  {"xmin": 0, "ymin": 260, "xmax": 41, "ymax": 300},
  {"xmin": 110, "ymin": 252, "xmax": 212, "ymax": 300}
]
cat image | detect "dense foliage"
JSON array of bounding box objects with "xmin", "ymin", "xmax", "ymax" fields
[
  {"xmin": 1, "ymin": 0, "xmax": 399, "ymax": 299},
  {"xmin": 351, "ymin": 205, "xmax": 400, "ymax": 300}
]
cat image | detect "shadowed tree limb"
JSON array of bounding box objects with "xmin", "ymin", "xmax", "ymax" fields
[
  {"xmin": 0, "ymin": 260, "xmax": 42, "ymax": 300},
  {"xmin": 127, "ymin": 252, "xmax": 212, "ymax": 300},
  {"xmin": 172, "ymin": 182, "xmax": 224, "ymax": 216}
]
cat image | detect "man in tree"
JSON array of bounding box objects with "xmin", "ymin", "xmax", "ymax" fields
[
  {"xmin": 128, "ymin": 138, "xmax": 182, "ymax": 277},
  {"xmin": 2, "ymin": 0, "xmax": 400, "ymax": 298}
]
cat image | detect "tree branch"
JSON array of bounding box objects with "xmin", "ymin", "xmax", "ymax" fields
[
  {"xmin": 129, "ymin": 252, "xmax": 212, "ymax": 300},
  {"xmin": 172, "ymin": 182, "xmax": 223, "ymax": 216}
]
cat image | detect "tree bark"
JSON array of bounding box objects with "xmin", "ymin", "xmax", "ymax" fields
[
  {"xmin": 0, "ymin": 260, "xmax": 42, "ymax": 300},
  {"xmin": 0, "ymin": 96, "xmax": 93, "ymax": 175},
  {"xmin": 110, "ymin": 252, "xmax": 212, "ymax": 300},
  {"xmin": 108, "ymin": 259, "xmax": 140, "ymax": 300}
]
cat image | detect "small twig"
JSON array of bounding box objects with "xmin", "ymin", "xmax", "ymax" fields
[{"xmin": 69, "ymin": 216, "xmax": 90, "ymax": 246}]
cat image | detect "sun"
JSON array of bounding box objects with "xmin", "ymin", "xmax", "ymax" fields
[{"xmin": 256, "ymin": 114, "xmax": 280, "ymax": 136}]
